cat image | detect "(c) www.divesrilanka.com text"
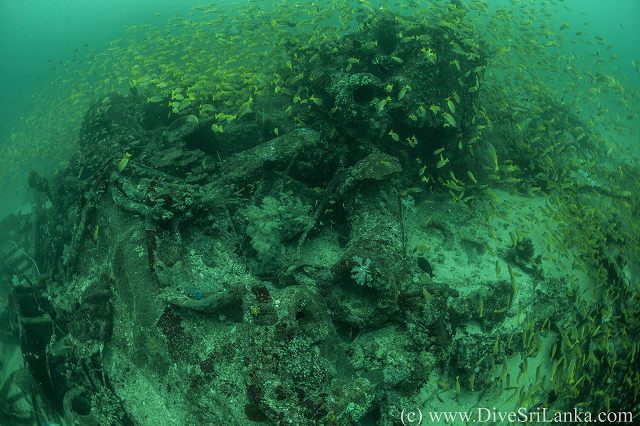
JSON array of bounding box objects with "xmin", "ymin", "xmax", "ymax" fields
[{"xmin": 399, "ymin": 407, "xmax": 633, "ymax": 424}]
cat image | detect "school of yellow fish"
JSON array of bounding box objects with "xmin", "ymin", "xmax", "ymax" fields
[{"xmin": 1, "ymin": 0, "xmax": 639, "ymax": 416}]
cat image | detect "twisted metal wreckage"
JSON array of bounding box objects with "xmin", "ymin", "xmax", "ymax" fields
[
  {"xmin": 4, "ymin": 11, "xmax": 636, "ymax": 425},
  {"xmin": 0, "ymin": 15, "xmax": 494, "ymax": 425}
]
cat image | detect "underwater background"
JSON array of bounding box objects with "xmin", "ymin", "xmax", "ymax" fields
[{"xmin": 0, "ymin": 0, "xmax": 639, "ymax": 425}]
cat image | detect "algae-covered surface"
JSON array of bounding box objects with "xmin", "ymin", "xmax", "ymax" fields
[{"xmin": 0, "ymin": 1, "xmax": 639, "ymax": 425}]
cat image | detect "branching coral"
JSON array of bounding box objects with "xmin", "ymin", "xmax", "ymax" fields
[{"xmin": 515, "ymin": 237, "xmax": 534, "ymax": 262}]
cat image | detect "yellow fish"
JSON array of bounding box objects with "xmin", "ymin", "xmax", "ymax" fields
[
  {"xmin": 309, "ymin": 94, "xmax": 323, "ymax": 106},
  {"xmin": 446, "ymin": 98, "xmax": 456, "ymax": 113},
  {"xmin": 436, "ymin": 154, "xmax": 449, "ymax": 168},
  {"xmin": 117, "ymin": 152, "xmax": 132, "ymax": 172},
  {"xmin": 377, "ymin": 96, "xmax": 391, "ymax": 113},
  {"xmin": 487, "ymin": 142, "xmax": 498, "ymax": 172},
  {"xmin": 509, "ymin": 231, "xmax": 518, "ymax": 248},
  {"xmin": 398, "ymin": 85, "xmax": 410, "ymax": 100},
  {"xmin": 443, "ymin": 113, "xmax": 457, "ymax": 127}
]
